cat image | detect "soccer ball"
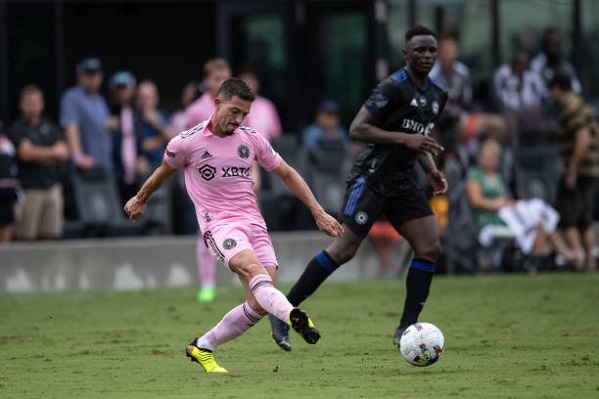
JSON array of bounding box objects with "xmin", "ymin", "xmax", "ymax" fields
[{"xmin": 399, "ymin": 322, "xmax": 444, "ymax": 367}]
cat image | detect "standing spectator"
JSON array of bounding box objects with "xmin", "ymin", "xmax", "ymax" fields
[
  {"xmin": 136, "ymin": 80, "xmax": 172, "ymax": 169},
  {"xmin": 184, "ymin": 58, "xmax": 232, "ymax": 303},
  {"xmin": 108, "ymin": 71, "xmax": 149, "ymax": 206},
  {"xmin": 549, "ymin": 73, "xmax": 599, "ymax": 271},
  {"xmin": 429, "ymin": 35, "xmax": 472, "ymax": 157},
  {"xmin": 0, "ymin": 121, "xmax": 22, "ymax": 243},
  {"xmin": 493, "ymin": 52, "xmax": 547, "ymax": 113},
  {"xmin": 8, "ymin": 85, "xmax": 69, "ymax": 241},
  {"xmin": 170, "ymin": 81, "xmax": 201, "ymax": 135},
  {"xmin": 185, "ymin": 58, "xmax": 231, "ymax": 129},
  {"xmin": 301, "ymin": 100, "xmax": 353, "ymax": 157},
  {"xmin": 60, "ymin": 57, "xmax": 114, "ymax": 173},
  {"xmin": 239, "ymin": 71, "xmax": 282, "ymax": 142},
  {"xmin": 531, "ymin": 27, "xmax": 582, "ymax": 95}
]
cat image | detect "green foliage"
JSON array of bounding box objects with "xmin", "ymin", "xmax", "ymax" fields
[{"xmin": 2, "ymin": 273, "xmax": 598, "ymax": 399}]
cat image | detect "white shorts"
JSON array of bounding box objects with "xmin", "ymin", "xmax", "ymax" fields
[{"xmin": 202, "ymin": 221, "xmax": 278, "ymax": 269}]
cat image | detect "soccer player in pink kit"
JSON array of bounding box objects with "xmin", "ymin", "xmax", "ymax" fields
[
  {"xmin": 186, "ymin": 58, "xmax": 232, "ymax": 303},
  {"xmin": 124, "ymin": 77, "xmax": 343, "ymax": 373}
]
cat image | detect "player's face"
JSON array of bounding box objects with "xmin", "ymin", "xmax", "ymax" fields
[
  {"xmin": 403, "ymin": 35, "xmax": 437, "ymax": 75},
  {"xmin": 214, "ymin": 95, "xmax": 251, "ymax": 136}
]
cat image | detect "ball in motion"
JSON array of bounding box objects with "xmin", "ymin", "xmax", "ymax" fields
[{"xmin": 399, "ymin": 322, "xmax": 444, "ymax": 367}]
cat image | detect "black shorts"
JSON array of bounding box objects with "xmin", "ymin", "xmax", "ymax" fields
[
  {"xmin": 339, "ymin": 176, "xmax": 433, "ymax": 238},
  {"xmin": 557, "ymin": 176, "xmax": 599, "ymax": 230}
]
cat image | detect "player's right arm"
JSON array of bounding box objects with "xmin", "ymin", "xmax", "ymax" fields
[
  {"xmin": 124, "ymin": 160, "xmax": 177, "ymax": 220},
  {"xmin": 349, "ymin": 107, "xmax": 443, "ymax": 154}
]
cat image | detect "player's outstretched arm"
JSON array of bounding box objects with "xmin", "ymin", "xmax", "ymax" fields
[
  {"xmin": 124, "ymin": 160, "xmax": 177, "ymax": 221},
  {"xmin": 272, "ymin": 160, "xmax": 343, "ymax": 237}
]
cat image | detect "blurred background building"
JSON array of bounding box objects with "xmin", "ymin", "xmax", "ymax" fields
[{"xmin": 1, "ymin": 0, "xmax": 598, "ymax": 133}]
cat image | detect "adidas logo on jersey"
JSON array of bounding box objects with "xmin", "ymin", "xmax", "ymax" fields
[
  {"xmin": 201, "ymin": 151, "xmax": 212, "ymax": 159},
  {"xmin": 410, "ymin": 98, "xmax": 418, "ymax": 107}
]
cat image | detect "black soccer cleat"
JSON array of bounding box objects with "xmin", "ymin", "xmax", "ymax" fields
[
  {"xmin": 270, "ymin": 314, "xmax": 292, "ymax": 351},
  {"xmin": 289, "ymin": 307, "xmax": 320, "ymax": 345},
  {"xmin": 393, "ymin": 325, "xmax": 407, "ymax": 348}
]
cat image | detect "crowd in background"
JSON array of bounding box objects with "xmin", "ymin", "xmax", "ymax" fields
[{"xmin": 0, "ymin": 26, "xmax": 597, "ymax": 273}]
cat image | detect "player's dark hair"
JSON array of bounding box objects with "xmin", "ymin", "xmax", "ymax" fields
[
  {"xmin": 405, "ymin": 25, "xmax": 436, "ymax": 42},
  {"xmin": 217, "ymin": 77, "xmax": 255, "ymax": 103}
]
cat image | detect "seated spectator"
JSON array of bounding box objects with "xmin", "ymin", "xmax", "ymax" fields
[
  {"xmin": 136, "ymin": 80, "xmax": 172, "ymax": 169},
  {"xmin": 302, "ymin": 100, "xmax": 352, "ymax": 157},
  {"xmin": 108, "ymin": 71, "xmax": 150, "ymax": 206},
  {"xmin": 60, "ymin": 57, "xmax": 114, "ymax": 174},
  {"xmin": 465, "ymin": 139, "xmax": 576, "ymax": 270},
  {"xmin": 0, "ymin": 121, "xmax": 22, "ymax": 243},
  {"xmin": 239, "ymin": 71, "xmax": 282, "ymax": 143},
  {"xmin": 8, "ymin": 85, "xmax": 69, "ymax": 240}
]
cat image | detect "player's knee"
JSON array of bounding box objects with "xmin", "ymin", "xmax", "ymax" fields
[{"xmin": 414, "ymin": 241, "xmax": 442, "ymax": 263}]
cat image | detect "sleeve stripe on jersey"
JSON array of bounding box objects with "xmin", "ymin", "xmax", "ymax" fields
[{"xmin": 363, "ymin": 104, "xmax": 381, "ymax": 120}]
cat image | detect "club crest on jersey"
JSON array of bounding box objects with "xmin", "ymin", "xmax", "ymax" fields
[
  {"xmin": 432, "ymin": 101, "xmax": 439, "ymax": 115},
  {"xmin": 418, "ymin": 96, "xmax": 427, "ymax": 107},
  {"xmin": 237, "ymin": 144, "xmax": 250, "ymax": 159},
  {"xmin": 198, "ymin": 164, "xmax": 216, "ymax": 181},
  {"xmin": 355, "ymin": 211, "xmax": 368, "ymax": 225},
  {"xmin": 223, "ymin": 238, "xmax": 237, "ymax": 250}
]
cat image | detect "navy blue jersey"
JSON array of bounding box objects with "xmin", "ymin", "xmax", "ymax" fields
[{"xmin": 347, "ymin": 68, "xmax": 448, "ymax": 196}]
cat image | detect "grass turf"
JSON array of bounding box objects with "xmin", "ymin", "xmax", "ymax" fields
[{"xmin": 1, "ymin": 272, "xmax": 598, "ymax": 398}]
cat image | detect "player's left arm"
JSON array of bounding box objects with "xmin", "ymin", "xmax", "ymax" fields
[
  {"xmin": 124, "ymin": 160, "xmax": 178, "ymax": 220},
  {"xmin": 272, "ymin": 160, "xmax": 343, "ymax": 237},
  {"xmin": 418, "ymin": 151, "xmax": 447, "ymax": 195}
]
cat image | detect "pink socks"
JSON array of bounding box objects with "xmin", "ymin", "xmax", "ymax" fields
[{"xmin": 197, "ymin": 302, "xmax": 263, "ymax": 350}]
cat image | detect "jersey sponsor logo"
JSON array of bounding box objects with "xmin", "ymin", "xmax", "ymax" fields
[
  {"xmin": 201, "ymin": 151, "xmax": 212, "ymax": 159},
  {"xmin": 355, "ymin": 211, "xmax": 368, "ymax": 225},
  {"xmin": 401, "ymin": 119, "xmax": 435, "ymax": 136},
  {"xmin": 166, "ymin": 149, "xmax": 176, "ymax": 158},
  {"xmin": 222, "ymin": 166, "xmax": 251, "ymax": 178},
  {"xmin": 237, "ymin": 144, "xmax": 250, "ymax": 159},
  {"xmin": 223, "ymin": 238, "xmax": 237, "ymax": 250},
  {"xmin": 199, "ymin": 164, "xmax": 217, "ymax": 180}
]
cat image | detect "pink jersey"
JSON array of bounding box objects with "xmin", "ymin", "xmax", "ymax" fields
[
  {"xmin": 185, "ymin": 93, "xmax": 215, "ymax": 129},
  {"xmin": 164, "ymin": 118, "xmax": 282, "ymax": 232},
  {"xmin": 243, "ymin": 96, "xmax": 282, "ymax": 142}
]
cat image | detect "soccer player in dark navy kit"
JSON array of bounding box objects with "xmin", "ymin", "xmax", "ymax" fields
[{"xmin": 270, "ymin": 25, "xmax": 448, "ymax": 351}]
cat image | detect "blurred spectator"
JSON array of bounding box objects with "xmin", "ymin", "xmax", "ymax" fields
[
  {"xmin": 60, "ymin": 57, "xmax": 114, "ymax": 173},
  {"xmin": 108, "ymin": 71, "xmax": 150, "ymax": 206},
  {"xmin": 531, "ymin": 27, "xmax": 582, "ymax": 95},
  {"xmin": 184, "ymin": 58, "xmax": 231, "ymax": 303},
  {"xmin": 429, "ymin": 35, "xmax": 473, "ymax": 157},
  {"xmin": 0, "ymin": 121, "xmax": 22, "ymax": 243},
  {"xmin": 170, "ymin": 80, "xmax": 201, "ymax": 134},
  {"xmin": 185, "ymin": 58, "xmax": 231, "ymax": 129},
  {"xmin": 549, "ymin": 73, "xmax": 599, "ymax": 271},
  {"xmin": 493, "ymin": 52, "xmax": 547, "ymax": 113},
  {"xmin": 8, "ymin": 85, "xmax": 68, "ymax": 241},
  {"xmin": 239, "ymin": 71, "xmax": 282, "ymax": 142},
  {"xmin": 466, "ymin": 139, "xmax": 575, "ymax": 270},
  {"xmin": 136, "ymin": 80, "xmax": 172, "ymax": 169},
  {"xmin": 302, "ymin": 100, "xmax": 353, "ymax": 157}
]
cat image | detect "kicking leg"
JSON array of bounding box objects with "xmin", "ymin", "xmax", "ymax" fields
[{"xmin": 393, "ymin": 215, "xmax": 442, "ymax": 346}]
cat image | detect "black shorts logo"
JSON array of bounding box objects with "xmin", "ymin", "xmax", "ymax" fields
[
  {"xmin": 355, "ymin": 211, "xmax": 368, "ymax": 225},
  {"xmin": 199, "ymin": 164, "xmax": 216, "ymax": 181},
  {"xmin": 223, "ymin": 238, "xmax": 237, "ymax": 250},
  {"xmin": 237, "ymin": 144, "xmax": 250, "ymax": 159}
]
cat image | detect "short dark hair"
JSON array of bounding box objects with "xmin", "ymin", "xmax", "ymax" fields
[
  {"xmin": 216, "ymin": 77, "xmax": 255, "ymax": 102},
  {"xmin": 548, "ymin": 71, "xmax": 572, "ymax": 91},
  {"xmin": 405, "ymin": 25, "xmax": 436, "ymax": 42}
]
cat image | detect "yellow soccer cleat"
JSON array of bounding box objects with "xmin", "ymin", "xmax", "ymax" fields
[
  {"xmin": 185, "ymin": 341, "xmax": 228, "ymax": 373},
  {"xmin": 288, "ymin": 307, "xmax": 320, "ymax": 344}
]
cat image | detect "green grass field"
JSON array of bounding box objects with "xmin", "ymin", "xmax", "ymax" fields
[{"xmin": 2, "ymin": 272, "xmax": 598, "ymax": 399}]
